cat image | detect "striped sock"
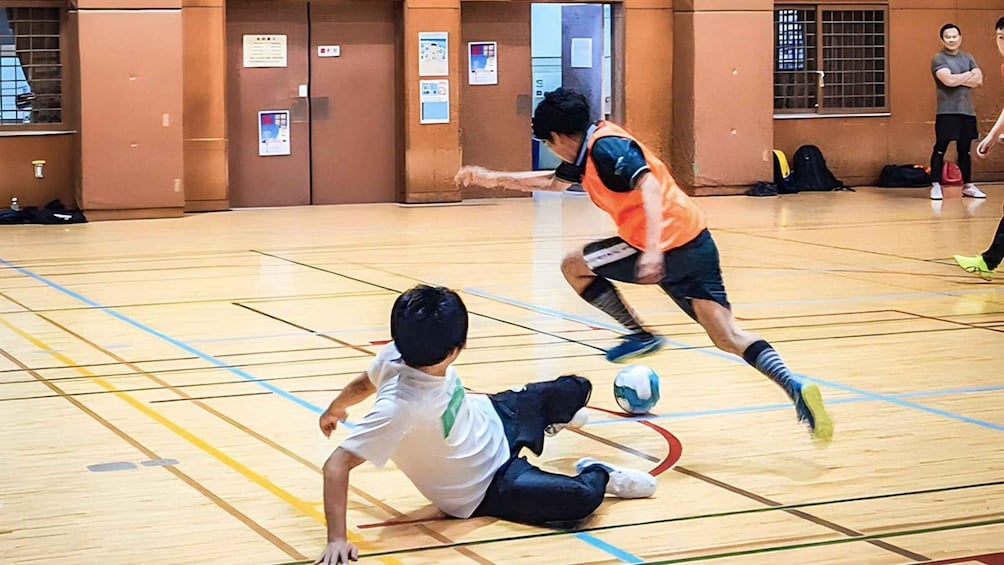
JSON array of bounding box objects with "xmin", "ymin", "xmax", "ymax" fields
[
  {"xmin": 580, "ymin": 277, "xmax": 646, "ymax": 334},
  {"xmin": 743, "ymin": 340, "xmax": 799, "ymax": 400}
]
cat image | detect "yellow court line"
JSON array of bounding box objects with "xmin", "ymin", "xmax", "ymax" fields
[{"xmin": 0, "ymin": 314, "xmax": 402, "ymax": 565}]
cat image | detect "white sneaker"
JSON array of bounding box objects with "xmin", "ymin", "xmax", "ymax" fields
[
  {"xmin": 962, "ymin": 184, "xmax": 987, "ymax": 198},
  {"xmin": 575, "ymin": 458, "xmax": 657, "ymax": 498},
  {"xmin": 545, "ymin": 407, "xmax": 589, "ymax": 436},
  {"xmin": 930, "ymin": 183, "xmax": 943, "ymax": 200}
]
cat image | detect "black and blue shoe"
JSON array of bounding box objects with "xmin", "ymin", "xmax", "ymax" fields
[{"xmin": 605, "ymin": 332, "xmax": 665, "ymax": 363}]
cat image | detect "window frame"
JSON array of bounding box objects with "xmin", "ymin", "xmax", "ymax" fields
[
  {"xmin": 774, "ymin": 3, "xmax": 890, "ymax": 118},
  {"xmin": 0, "ymin": 2, "xmax": 70, "ymax": 133}
]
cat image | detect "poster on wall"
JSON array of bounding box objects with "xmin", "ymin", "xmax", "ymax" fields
[
  {"xmin": 570, "ymin": 37, "xmax": 592, "ymax": 68},
  {"xmin": 258, "ymin": 110, "xmax": 291, "ymax": 156},
  {"xmin": 419, "ymin": 32, "xmax": 449, "ymax": 77},
  {"xmin": 419, "ymin": 80, "xmax": 450, "ymax": 124},
  {"xmin": 243, "ymin": 35, "xmax": 288, "ymax": 68},
  {"xmin": 468, "ymin": 42, "xmax": 498, "ymax": 85}
]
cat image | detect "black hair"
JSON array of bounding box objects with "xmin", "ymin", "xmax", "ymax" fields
[
  {"xmin": 996, "ymin": 17, "xmax": 1004, "ymax": 32},
  {"xmin": 531, "ymin": 88, "xmax": 592, "ymax": 141},
  {"xmin": 940, "ymin": 23, "xmax": 961, "ymax": 39},
  {"xmin": 390, "ymin": 285, "xmax": 468, "ymax": 368}
]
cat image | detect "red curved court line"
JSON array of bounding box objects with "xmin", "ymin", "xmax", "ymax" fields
[{"xmin": 585, "ymin": 404, "xmax": 683, "ymax": 476}]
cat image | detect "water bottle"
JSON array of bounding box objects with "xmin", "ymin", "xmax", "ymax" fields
[{"xmin": 10, "ymin": 197, "xmax": 19, "ymax": 212}]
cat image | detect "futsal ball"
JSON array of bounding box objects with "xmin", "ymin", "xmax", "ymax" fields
[{"xmin": 613, "ymin": 364, "xmax": 661, "ymax": 415}]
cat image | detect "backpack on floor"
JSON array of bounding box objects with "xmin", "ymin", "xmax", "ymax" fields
[
  {"xmin": 879, "ymin": 164, "xmax": 931, "ymax": 188},
  {"xmin": 772, "ymin": 150, "xmax": 797, "ymax": 194},
  {"xmin": 942, "ymin": 162, "xmax": 963, "ymax": 186},
  {"xmin": 747, "ymin": 181, "xmax": 778, "ymax": 197},
  {"xmin": 792, "ymin": 145, "xmax": 854, "ymax": 192}
]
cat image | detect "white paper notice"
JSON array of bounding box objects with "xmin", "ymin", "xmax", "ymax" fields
[
  {"xmin": 243, "ymin": 35, "xmax": 287, "ymax": 68},
  {"xmin": 570, "ymin": 37, "xmax": 592, "ymax": 69}
]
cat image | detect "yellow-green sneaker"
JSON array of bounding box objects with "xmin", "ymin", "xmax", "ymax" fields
[{"xmin": 954, "ymin": 255, "xmax": 995, "ymax": 281}]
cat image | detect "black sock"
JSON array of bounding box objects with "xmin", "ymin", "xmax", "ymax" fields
[
  {"xmin": 743, "ymin": 340, "xmax": 799, "ymax": 400},
  {"xmin": 580, "ymin": 277, "xmax": 646, "ymax": 334}
]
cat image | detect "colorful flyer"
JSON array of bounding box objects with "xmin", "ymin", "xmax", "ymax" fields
[
  {"xmin": 468, "ymin": 41, "xmax": 498, "ymax": 85},
  {"xmin": 419, "ymin": 32, "xmax": 449, "ymax": 77},
  {"xmin": 419, "ymin": 80, "xmax": 450, "ymax": 124},
  {"xmin": 258, "ymin": 110, "xmax": 290, "ymax": 156}
]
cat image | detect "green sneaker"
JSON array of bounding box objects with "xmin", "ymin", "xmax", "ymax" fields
[{"xmin": 954, "ymin": 255, "xmax": 995, "ymax": 281}]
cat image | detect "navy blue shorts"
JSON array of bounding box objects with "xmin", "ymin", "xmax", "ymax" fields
[{"xmin": 582, "ymin": 229, "xmax": 730, "ymax": 320}]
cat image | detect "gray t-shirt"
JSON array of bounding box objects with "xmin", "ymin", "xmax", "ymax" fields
[{"xmin": 931, "ymin": 50, "xmax": 978, "ymax": 116}]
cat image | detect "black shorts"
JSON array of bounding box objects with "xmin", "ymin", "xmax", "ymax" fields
[
  {"xmin": 488, "ymin": 375, "xmax": 592, "ymax": 458},
  {"xmin": 583, "ymin": 228, "xmax": 730, "ymax": 320},
  {"xmin": 935, "ymin": 114, "xmax": 979, "ymax": 143}
]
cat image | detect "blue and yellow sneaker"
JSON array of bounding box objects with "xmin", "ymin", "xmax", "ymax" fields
[
  {"xmin": 792, "ymin": 382, "xmax": 833, "ymax": 444},
  {"xmin": 605, "ymin": 332, "xmax": 665, "ymax": 363}
]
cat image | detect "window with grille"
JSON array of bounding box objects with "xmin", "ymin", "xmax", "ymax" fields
[
  {"xmin": 1, "ymin": 7, "xmax": 62, "ymax": 126},
  {"xmin": 774, "ymin": 5, "xmax": 887, "ymax": 115}
]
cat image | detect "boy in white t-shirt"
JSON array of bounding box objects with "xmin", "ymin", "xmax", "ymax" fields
[{"xmin": 314, "ymin": 285, "xmax": 657, "ymax": 564}]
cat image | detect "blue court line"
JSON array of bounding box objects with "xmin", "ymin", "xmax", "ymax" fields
[
  {"xmin": 573, "ymin": 532, "xmax": 644, "ymax": 564},
  {"xmin": 0, "ymin": 257, "xmax": 351, "ymax": 425},
  {"xmin": 0, "ymin": 259, "xmax": 640, "ymax": 562},
  {"xmin": 589, "ymin": 384, "xmax": 1004, "ymax": 426},
  {"xmin": 464, "ymin": 288, "xmax": 1004, "ymax": 432}
]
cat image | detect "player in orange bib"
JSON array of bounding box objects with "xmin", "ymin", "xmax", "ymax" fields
[{"xmin": 456, "ymin": 88, "xmax": 832, "ymax": 442}]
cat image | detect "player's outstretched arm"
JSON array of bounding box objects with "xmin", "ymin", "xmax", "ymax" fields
[
  {"xmin": 316, "ymin": 448, "xmax": 366, "ymax": 564},
  {"xmin": 320, "ymin": 372, "xmax": 376, "ymax": 437},
  {"xmin": 455, "ymin": 165, "xmax": 571, "ymax": 192}
]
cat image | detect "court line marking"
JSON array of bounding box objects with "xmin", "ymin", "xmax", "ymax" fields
[
  {"xmin": 6, "ymin": 255, "xmax": 989, "ymax": 562},
  {"xmin": 463, "ymin": 288, "xmax": 1004, "ymax": 432},
  {"xmin": 272, "ymin": 479, "xmax": 1004, "ymax": 563},
  {"xmin": 635, "ymin": 517, "xmax": 1004, "ymax": 564},
  {"xmin": 583, "ymin": 405, "xmax": 925, "ymax": 561},
  {"xmin": 0, "ymin": 256, "xmax": 332, "ymax": 417},
  {"xmin": 588, "ymin": 383, "xmax": 1004, "ymax": 425},
  {"xmin": 0, "ymin": 313, "xmax": 409, "ymax": 565},
  {"xmin": 31, "ymin": 313, "xmax": 497, "ymax": 565},
  {"xmin": 0, "ymin": 323, "xmax": 307, "ymax": 561},
  {"xmin": 0, "ymin": 257, "xmax": 639, "ymax": 564}
]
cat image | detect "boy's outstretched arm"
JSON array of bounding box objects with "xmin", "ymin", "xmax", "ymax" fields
[
  {"xmin": 319, "ymin": 372, "xmax": 376, "ymax": 437},
  {"xmin": 315, "ymin": 448, "xmax": 366, "ymax": 564}
]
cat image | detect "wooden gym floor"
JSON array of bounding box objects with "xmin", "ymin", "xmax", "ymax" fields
[{"xmin": 2, "ymin": 186, "xmax": 1003, "ymax": 564}]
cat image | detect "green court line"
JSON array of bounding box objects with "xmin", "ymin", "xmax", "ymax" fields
[
  {"xmin": 273, "ymin": 479, "xmax": 1004, "ymax": 564},
  {"xmin": 638, "ymin": 517, "xmax": 1004, "ymax": 564}
]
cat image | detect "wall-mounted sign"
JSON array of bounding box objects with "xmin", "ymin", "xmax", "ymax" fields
[{"xmin": 243, "ymin": 35, "xmax": 287, "ymax": 68}]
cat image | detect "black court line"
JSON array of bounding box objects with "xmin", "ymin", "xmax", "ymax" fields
[
  {"xmin": 583, "ymin": 424, "xmax": 925, "ymax": 560},
  {"xmin": 270, "ymin": 480, "xmax": 1004, "ymax": 564},
  {"xmin": 671, "ymin": 466, "xmax": 927, "ymax": 561},
  {"xmin": 252, "ymin": 250, "xmax": 607, "ymax": 353},
  {"xmin": 895, "ymin": 309, "xmax": 1004, "ymax": 335},
  {"xmin": 232, "ymin": 302, "xmax": 377, "ymax": 356},
  {"xmin": 636, "ymin": 517, "xmax": 1004, "ymax": 564}
]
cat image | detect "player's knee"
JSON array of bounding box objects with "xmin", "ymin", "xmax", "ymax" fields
[
  {"xmin": 565, "ymin": 482, "xmax": 605, "ymax": 519},
  {"xmin": 561, "ymin": 250, "xmax": 588, "ymax": 277}
]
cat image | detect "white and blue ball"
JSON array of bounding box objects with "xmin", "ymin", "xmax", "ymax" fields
[{"xmin": 613, "ymin": 364, "xmax": 661, "ymax": 414}]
